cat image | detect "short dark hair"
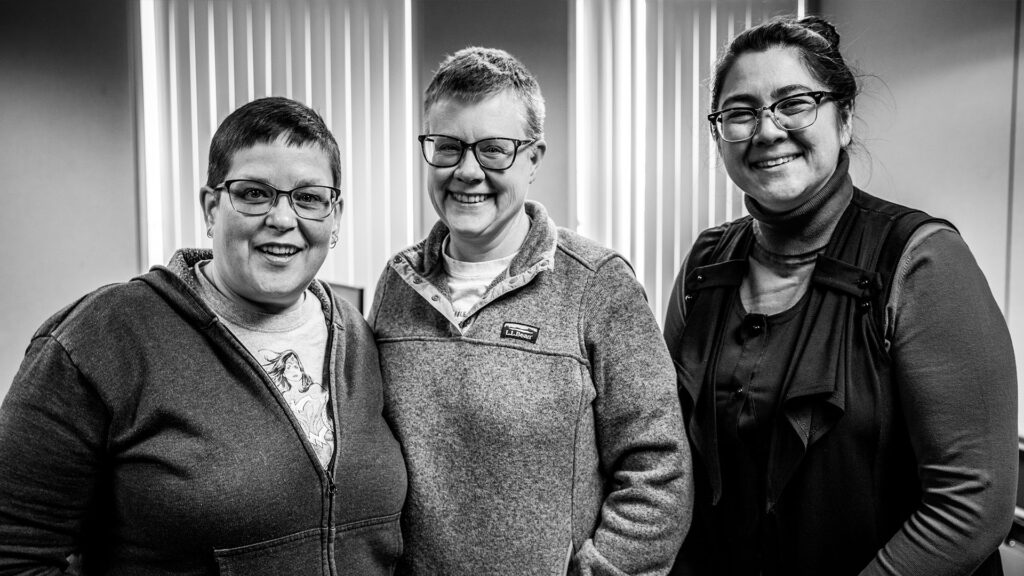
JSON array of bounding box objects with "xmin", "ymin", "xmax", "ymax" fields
[
  {"xmin": 423, "ymin": 46, "xmax": 545, "ymax": 139},
  {"xmin": 206, "ymin": 96, "xmax": 341, "ymax": 188},
  {"xmin": 711, "ymin": 15, "xmax": 858, "ymax": 117}
]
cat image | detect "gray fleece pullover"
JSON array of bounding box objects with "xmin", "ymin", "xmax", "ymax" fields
[{"xmin": 370, "ymin": 201, "xmax": 693, "ymax": 575}]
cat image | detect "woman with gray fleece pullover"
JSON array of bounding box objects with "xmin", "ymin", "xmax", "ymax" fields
[{"xmin": 370, "ymin": 47, "xmax": 693, "ymax": 575}]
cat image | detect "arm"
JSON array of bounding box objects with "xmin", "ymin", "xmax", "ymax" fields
[
  {"xmin": 0, "ymin": 335, "xmax": 108, "ymax": 575},
  {"xmin": 861, "ymin": 228, "xmax": 1017, "ymax": 575},
  {"xmin": 575, "ymin": 256, "xmax": 694, "ymax": 576},
  {"xmin": 663, "ymin": 252, "xmax": 690, "ymax": 367}
]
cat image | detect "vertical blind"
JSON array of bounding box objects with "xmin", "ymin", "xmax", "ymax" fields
[
  {"xmin": 138, "ymin": 0, "xmax": 415, "ymax": 304},
  {"xmin": 573, "ymin": 0, "xmax": 802, "ymax": 322}
]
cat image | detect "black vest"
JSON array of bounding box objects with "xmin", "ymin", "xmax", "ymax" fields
[{"xmin": 672, "ymin": 189, "xmax": 1001, "ymax": 575}]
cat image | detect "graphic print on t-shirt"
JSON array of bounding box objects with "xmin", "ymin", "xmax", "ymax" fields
[{"xmin": 261, "ymin": 349, "xmax": 335, "ymax": 466}]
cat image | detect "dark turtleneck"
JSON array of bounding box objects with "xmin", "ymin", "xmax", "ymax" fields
[
  {"xmin": 739, "ymin": 151, "xmax": 854, "ymax": 314},
  {"xmin": 746, "ymin": 150, "xmax": 854, "ymax": 265}
]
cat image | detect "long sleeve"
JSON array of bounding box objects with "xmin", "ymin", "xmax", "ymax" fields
[
  {"xmin": 663, "ymin": 252, "xmax": 691, "ymax": 370},
  {"xmin": 862, "ymin": 228, "xmax": 1017, "ymax": 575},
  {"xmin": 575, "ymin": 256, "xmax": 694, "ymax": 576},
  {"xmin": 0, "ymin": 335, "xmax": 109, "ymax": 575}
]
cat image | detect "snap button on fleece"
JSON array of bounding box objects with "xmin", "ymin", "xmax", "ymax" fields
[
  {"xmin": 431, "ymin": 295, "xmax": 439, "ymax": 302},
  {"xmin": 413, "ymin": 277, "xmax": 422, "ymax": 284}
]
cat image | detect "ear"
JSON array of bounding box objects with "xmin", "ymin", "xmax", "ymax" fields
[
  {"xmin": 199, "ymin": 185, "xmax": 220, "ymax": 230},
  {"xmin": 330, "ymin": 200, "xmax": 343, "ymax": 237},
  {"xmin": 527, "ymin": 139, "xmax": 547, "ymax": 184},
  {"xmin": 838, "ymin": 106, "xmax": 853, "ymax": 149}
]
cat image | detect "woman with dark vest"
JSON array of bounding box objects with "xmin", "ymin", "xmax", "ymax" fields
[{"xmin": 664, "ymin": 15, "xmax": 1017, "ymax": 576}]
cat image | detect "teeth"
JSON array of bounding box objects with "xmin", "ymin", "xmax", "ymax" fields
[
  {"xmin": 451, "ymin": 192, "xmax": 488, "ymax": 204},
  {"xmin": 261, "ymin": 245, "xmax": 299, "ymax": 256},
  {"xmin": 754, "ymin": 155, "xmax": 797, "ymax": 169}
]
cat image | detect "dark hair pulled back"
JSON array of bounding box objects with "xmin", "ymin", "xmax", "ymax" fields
[{"xmin": 711, "ymin": 15, "xmax": 858, "ymax": 116}]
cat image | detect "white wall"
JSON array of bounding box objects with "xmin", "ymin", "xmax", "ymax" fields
[{"xmin": 0, "ymin": 0, "xmax": 140, "ymax": 399}]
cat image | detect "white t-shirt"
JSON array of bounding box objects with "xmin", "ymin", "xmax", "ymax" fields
[
  {"xmin": 442, "ymin": 241, "xmax": 517, "ymax": 319},
  {"xmin": 195, "ymin": 261, "xmax": 334, "ymax": 469}
]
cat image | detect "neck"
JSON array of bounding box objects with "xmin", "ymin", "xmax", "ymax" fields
[
  {"xmin": 447, "ymin": 210, "xmax": 530, "ymax": 263},
  {"xmin": 745, "ymin": 151, "xmax": 853, "ymax": 259},
  {"xmin": 205, "ymin": 260, "xmax": 303, "ymax": 315}
]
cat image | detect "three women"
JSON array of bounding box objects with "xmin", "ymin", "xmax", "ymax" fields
[{"xmin": 0, "ymin": 13, "xmax": 1017, "ymax": 576}]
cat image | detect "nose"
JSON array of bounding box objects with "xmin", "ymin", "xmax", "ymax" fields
[
  {"xmin": 265, "ymin": 192, "xmax": 299, "ymax": 229},
  {"xmin": 452, "ymin": 146, "xmax": 485, "ymax": 182},
  {"xmin": 751, "ymin": 109, "xmax": 788, "ymax": 145}
]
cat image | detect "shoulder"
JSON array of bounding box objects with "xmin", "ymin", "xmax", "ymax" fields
[
  {"xmin": 329, "ymin": 288, "xmax": 374, "ymax": 338},
  {"xmin": 687, "ymin": 217, "xmax": 752, "ymax": 269},
  {"xmin": 555, "ymin": 227, "xmax": 627, "ymax": 273},
  {"xmin": 36, "ymin": 278, "xmax": 162, "ymax": 343}
]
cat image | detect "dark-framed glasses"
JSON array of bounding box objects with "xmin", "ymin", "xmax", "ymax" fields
[
  {"xmin": 707, "ymin": 91, "xmax": 839, "ymax": 143},
  {"xmin": 418, "ymin": 134, "xmax": 536, "ymax": 171},
  {"xmin": 218, "ymin": 179, "xmax": 341, "ymax": 220}
]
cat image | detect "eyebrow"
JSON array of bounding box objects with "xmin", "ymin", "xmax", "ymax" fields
[
  {"xmin": 718, "ymin": 83, "xmax": 816, "ymax": 109},
  {"xmin": 232, "ymin": 177, "xmax": 330, "ymax": 189}
]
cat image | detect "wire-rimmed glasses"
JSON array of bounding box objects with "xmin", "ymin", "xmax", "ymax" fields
[
  {"xmin": 217, "ymin": 179, "xmax": 341, "ymax": 220},
  {"xmin": 707, "ymin": 91, "xmax": 839, "ymax": 143},
  {"xmin": 418, "ymin": 134, "xmax": 536, "ymax": 171}
]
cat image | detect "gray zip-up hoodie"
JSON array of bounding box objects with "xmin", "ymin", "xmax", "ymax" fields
[{"xmin": 370, "ymin": 201, "xmax": 693, "ymax": 575}]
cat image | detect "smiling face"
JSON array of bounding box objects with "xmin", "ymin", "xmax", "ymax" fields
[
  {"xmin": 200, "ymin": 137, "xmax": 339, "ymax": 313},
  {"xmin": 424, "ymin": 91, "xmax": 546, "ymax": 262},
  {"xmin": 716, "ymin": 46, "xmax": 851, "ymax": 213}
]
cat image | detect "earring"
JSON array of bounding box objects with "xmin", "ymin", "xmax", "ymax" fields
[
  {"xmin": 329, "ymin": 233, "xmax": 338, "ymax": 249},
  {"xmin": 207, "ymin": 227, "xmax": 213, "ymax": 238}
]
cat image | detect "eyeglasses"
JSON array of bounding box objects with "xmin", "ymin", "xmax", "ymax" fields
[
  {"xmin": 418, "ymin": 134, "xmax": 536, "ymax": 171},
  {"xmin": 217, "ymin": 179, "xmax": 341, "ymax": 220},
  {"xmin": 707, "ymin": 91, "xmax": 839, "ymax": 143}
]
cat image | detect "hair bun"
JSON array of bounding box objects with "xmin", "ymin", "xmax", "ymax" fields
[{"xmin": 798, "ymin": 15, "xmax": 840, "ymax": 49}]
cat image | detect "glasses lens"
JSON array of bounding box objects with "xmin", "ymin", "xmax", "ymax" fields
[
  {"xmin": 474, "ymin": 138, "xmax": 518, "ymax": 170},
  {"xmin": 423, "ymin": 136, "xmax": 464, "ymax": 167},
  {"xmin": 291, "ymin": 186, "xmax": 337, "ymax": 219},
  {"xmin": 226, "ymin": 180, "xmax": 276, "ymax": 214},
  {"xmin": 719, "ymin": 110, "xmax": 757, "ymax": 142},
  {"xmin": 774, "ymin": 95, "xmax": 819, "ymax": 131}
]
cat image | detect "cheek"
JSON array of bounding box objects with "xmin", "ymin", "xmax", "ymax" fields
[{"xmin": 304, "ymin": 223, "xmax": 335, "ymax": 249}]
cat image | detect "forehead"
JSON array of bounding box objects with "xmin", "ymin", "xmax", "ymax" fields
[
  {"xmin": 424, "ymin": 91, "xmax": 529, "ymax": 138},
  {"xmin": 719, "ymin": 46, "xmax": 822, "ymax": 104},
  {"xmin": 225, "ymin": 137, "xmax": 333, "ymax": 183}
]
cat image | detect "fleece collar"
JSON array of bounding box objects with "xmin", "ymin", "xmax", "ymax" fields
[{"xmin": 389, "ymin": 200, "xmax": 558, "ymax": 330}]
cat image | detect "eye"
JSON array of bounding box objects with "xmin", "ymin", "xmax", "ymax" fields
[
  {"xmin": 432, "ymin": 138, "xmax": 463, "ymax": 155},
  {"xmin": 721, "ymin": 109, "xmax": 756, "ymax": 124},
  {"xmin": 293, "ymin": 187, "xmax": 331, "ymax": 205},
  {"xmin": 478, "ymin": 140, "xmax": 514, "ymax": 157},
  {"xmin": 776, "ymin": 96, "xmax": 816, "ymax": 115},
  {"xmin": 230, "ymin": 182, "xmax": 274, "ymax": 202}
]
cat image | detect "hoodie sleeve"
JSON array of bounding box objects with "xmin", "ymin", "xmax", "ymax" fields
[
  {"xmin": 575, "ymin": 255, "xmax": 694, "ymax": 576},
  {"xmin": 0, "ymin": 334, "xmax": 109, "ymax": 575},
  {"xmin": 860, "ymin": 227, "xmax": 1017, "ymax": 576}
]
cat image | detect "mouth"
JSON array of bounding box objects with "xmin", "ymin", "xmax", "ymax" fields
[
  {"xmin": 449, "ymin": 191, "xmax": 489, "ymax": 204},
  {"xmin": 751, "ymin": 154, "xmax": 800, "ymax": 170},
  {"xmin": 257, "ymin": 243, "xmax": 303, "ymax": 262}
]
